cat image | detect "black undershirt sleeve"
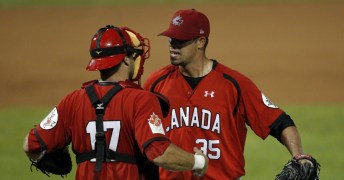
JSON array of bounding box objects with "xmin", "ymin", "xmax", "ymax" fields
[{"xmin": 269, "ymin": 112, "xmax": 296, "ymax": 143}]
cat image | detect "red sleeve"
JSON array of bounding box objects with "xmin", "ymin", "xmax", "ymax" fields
[
  {"xmin": 132, "ymin": 91, "xmax": 170, "ymax": 155},
  {"xmin": 27, "ymin": 92, "xmax": 75, "ymax": 153},
  {"xmin": 238, "ymin": 74, "xmax": 284, "ymax": 139},
  {"xmin": 27, "ymin": 128, "xmax": 43, "ymax": 153},
  {"xmin": 144, "ymin": 140, "xmax": 171, "ymax": 161}
]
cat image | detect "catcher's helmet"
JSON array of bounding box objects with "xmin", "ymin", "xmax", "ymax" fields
[{"xmin": 86, "ymin": 25, "xmax": 150, "ymax": 81}]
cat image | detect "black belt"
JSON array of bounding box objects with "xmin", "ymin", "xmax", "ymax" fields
[{"xmin": 76, "ymin": 149, "xmax": 137, "ymax": 164}]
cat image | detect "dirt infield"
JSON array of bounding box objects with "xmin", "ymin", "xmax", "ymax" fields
[{"xmin": 1, "ymin": 3, "xmax": 343, "ymax": 107}]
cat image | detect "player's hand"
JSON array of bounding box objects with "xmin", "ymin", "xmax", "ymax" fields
[{"xmin": 193, "ymin": 147, "xmax": 209, "ymax": 177}]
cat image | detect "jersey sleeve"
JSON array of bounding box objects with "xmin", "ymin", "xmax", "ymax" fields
[
  {"xmin": 132, "ymin": 92, "xmax": 170, "ymax": 157},
  {"xmin": 27, "ymin": 92, "xmax": 74, "ymax": 153},
  {"xmin": 238, "ymin": 75, "xmax": 284, "ymax": 139}
]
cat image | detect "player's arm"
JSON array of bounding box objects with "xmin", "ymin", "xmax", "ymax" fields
[
  {"xmin": 23, "ymin": 133, "xmax": 46, "ymax": 161},
  {"xmin": 23, "ymin": 134, "xmax": 36, "ymax": 158},
  {"xmin": 275, "ymin": 121, "xmax": 320, "ymax": 179},
  {"xmin": 23, "ymin": 107, "xmax": 65, "ymax": 161},
  {"xmin": 154, "ymin": 144, "xmax": 207, "ymax": 171},
  {"xmin": 280, "ymin": 126, "xmax": 304, "ymax": 156},
  {"xmin": 144, "ymin": 140, "xmax": 208, "ymax": 176},
  {"xmin": 269, "ymin": 112, "xmax": 304, "ymax": 156},
  {"xmin": 137, "ymin": 93, "xmax": 208, "ymax": 175}
]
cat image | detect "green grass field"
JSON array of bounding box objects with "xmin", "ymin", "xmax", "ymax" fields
[{"xmin": 1, "ymin": 105, "xmax": 343, "ymax": 179}]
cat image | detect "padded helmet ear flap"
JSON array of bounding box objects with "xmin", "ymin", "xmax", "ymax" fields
[
  {"xmin": 126, "ymin": 30, "xmax": 141, "ymax": 47},
  {"xmin": 126, "ymin": 30, "xmax": 142, "ymax": 81},
  {"xmin": 124, "ymin": 28, "xmax": 150, "ymax": 81}
]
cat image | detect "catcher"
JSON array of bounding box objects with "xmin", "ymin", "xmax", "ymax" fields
[{"xmin": 23, "ymin": 25, "xmax": 209, "ymax": 179}]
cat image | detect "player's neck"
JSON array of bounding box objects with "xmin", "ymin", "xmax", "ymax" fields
[
  {"xmin": 100, "ymin": 67, "xmax": 129, "ymax": 82},
  {"xmin": 180, "ymin": 58, "xmax": 212, "ymax": 78}
]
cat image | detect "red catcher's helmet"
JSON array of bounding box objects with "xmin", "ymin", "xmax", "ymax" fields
[{"xmin": 86, "ymin": 25, "xmax": 150, "ymax": 76}]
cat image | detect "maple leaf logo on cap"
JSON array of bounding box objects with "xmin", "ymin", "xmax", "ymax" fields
[
  {"xmin": 172, "ymin": 15, "xmax": 184, "ymax": 26},
  {"xmin": 159, "ymin": 9, "xmax": 210, "ymax": 40}
]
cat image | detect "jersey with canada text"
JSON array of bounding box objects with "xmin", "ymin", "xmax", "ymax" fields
[{"xmin": 144, "ymin": 60, "xmax": 284, "ymax": 180}]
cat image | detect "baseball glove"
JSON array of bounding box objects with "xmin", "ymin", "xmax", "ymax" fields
[
  {"xmin": 30, "ymin": 146, "xmax": 72, "ymax": 177},
  {"xmin": 275, "ymin": 154, "xmax": 320, "ymax": 180}
]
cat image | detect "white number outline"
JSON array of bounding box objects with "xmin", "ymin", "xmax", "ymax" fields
[
  {"xmin": 86, "ymin": 121, "xmax": 121, "ymax": 151},
  {"xmin": 195, "ymin": 139, "xmax": 220, "ymax": 159}
]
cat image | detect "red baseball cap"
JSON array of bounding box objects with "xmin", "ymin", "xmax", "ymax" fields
[{"xmin": 159, "ymin": 9, "xmax": 210, "ymax": 40}]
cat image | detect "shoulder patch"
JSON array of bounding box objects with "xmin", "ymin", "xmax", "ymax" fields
[
  {"xmin": 147, "ymin": 112, "xmax": 165, "ymax": 135},
  {"xmin": 261, "ymin": 92, "xmax": 279, "ymax": 109},
  {"xmin": 40, "ymin": 107, "xmax": 58, "ymax": 130}
]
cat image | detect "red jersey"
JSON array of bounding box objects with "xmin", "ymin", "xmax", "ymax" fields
[
  {"xmin": 144, "ymin": 60, "xmax": 284, "ymax": 179},
  {"xmin": 27, "ymin": 80, "xmax": 169, "ymax": 180}
]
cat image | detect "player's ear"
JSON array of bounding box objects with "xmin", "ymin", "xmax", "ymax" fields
[{"xmin": 197, "ymin": 37, "xmax": 206, "ymax": 49}]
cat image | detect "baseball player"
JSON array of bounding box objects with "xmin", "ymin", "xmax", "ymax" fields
[
  {"xmin": 144, "ymin": 9, "xmax": 317, "ymax": 179},
  {"xmin": 23, "ymin": 25, "xmax": 208, "ymax": 180}
]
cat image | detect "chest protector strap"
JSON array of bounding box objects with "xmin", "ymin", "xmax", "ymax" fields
[{"xmin": 76, "ymin": 84, "xmax": 136, "ymax": 172}]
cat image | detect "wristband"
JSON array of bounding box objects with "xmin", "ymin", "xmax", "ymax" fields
[{"xmin": 192, "ymin": 154, "xmax": 205, "ymax": 170}]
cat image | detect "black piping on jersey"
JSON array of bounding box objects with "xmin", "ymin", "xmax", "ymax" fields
[
  {"xmin": 149, "ymin": 60, "xmax": 241, "ymax": 116},
  {"xmin": 269, "ymin": 112, "xmax": 296, "ymax": 143},
  {"xmin": 222, "ymin": 73, "xmax": 241, "ymax": 116},
  {"xmin": 149, "ymin": 73, "xmax": 171, "ymax": 93},
  {"xmin": 142, "ymin": 137, "xmax": 170, "ymax": 151},
  {"xmin": 33, "ymin": 127, "xmax": 48, "ymax": 151},
  {"xmin": 212, "ymin": 59, "xmax": 241, "ymax": 116},
  {"xmin": 149, "ymin": 60, "xmax": 219, "ymax": 92},
  {"xmin": 209, "ymin": 60, "xmax": 241, "ymax": 116},
  {"xmin": 152, "ymin": 92, "xmax": 170, "ymax": 118}
]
